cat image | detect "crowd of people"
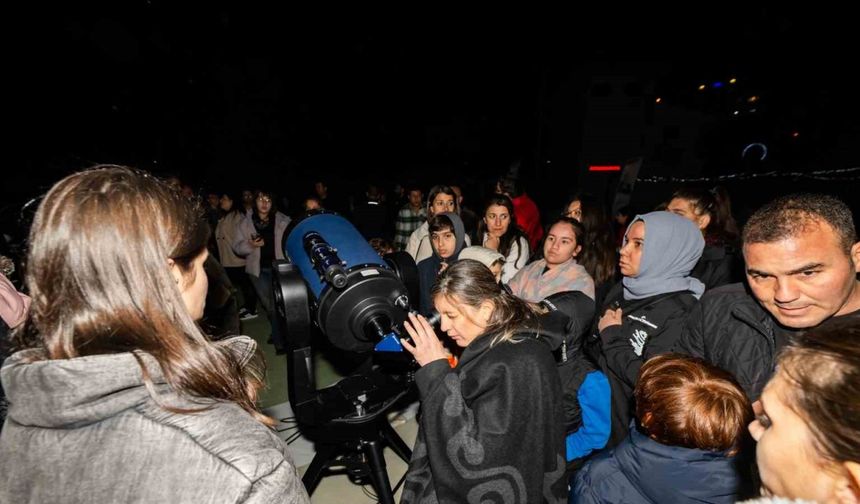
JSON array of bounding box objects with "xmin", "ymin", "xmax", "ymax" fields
[{"xmin": 1, "ymin": 165, "xmax": 858, "ymax": 503}]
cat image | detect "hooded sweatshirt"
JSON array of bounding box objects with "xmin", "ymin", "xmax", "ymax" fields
[
  {"xmin": 0, "ymin": 337, "xmax": 309, "ymax": 504},
  {"xmin": 573, "ymin": 424, "xmax": 742, "ymax": 504},
  {"xmin": 416, "ymin": 212, "xmax": 467, "ymax": 315}
]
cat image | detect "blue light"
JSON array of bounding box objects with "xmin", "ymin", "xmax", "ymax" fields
[{"xmin": 713, "ymin": 81, "xmax": 724, "ymax": 89}]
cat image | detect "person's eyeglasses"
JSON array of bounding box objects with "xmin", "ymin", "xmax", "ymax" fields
[{"xmin": 257, "ymin": 196, "xmax": 272, "ymax": 203}]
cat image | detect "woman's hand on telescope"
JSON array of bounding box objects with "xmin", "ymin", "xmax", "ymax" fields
[{"xmin": 401, "ymin": 312, "xmax": 448, "ymax": 367}]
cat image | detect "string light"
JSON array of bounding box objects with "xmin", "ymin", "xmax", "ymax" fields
[{"xmin": 635, "ymin": 167, "xmax": 860, "ymax": 184}]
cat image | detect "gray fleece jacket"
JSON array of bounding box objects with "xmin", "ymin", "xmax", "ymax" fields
[{"xmin": 0, "ymin": 336, "xmax": 309, "ymax": 504}]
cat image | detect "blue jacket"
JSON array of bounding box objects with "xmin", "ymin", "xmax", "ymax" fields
[{"xmin": 572, "ymin": 424, "xmax": 741, "ymax": 504}]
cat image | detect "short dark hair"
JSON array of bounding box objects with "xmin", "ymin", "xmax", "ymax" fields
[
  {"xmin": 635, "ymin": 354, "xmax": 752, "ymax": 455},
  {"xmin": 428, "ymin": 214, "xmax": 454, "ymax": 234},
  {"xmin": 742, "ymin": 193, "xmax": 857, "ymax": 254},
  {"xmin": 495, "ymin": 176, "xmax": 522, "ymax": 197}
]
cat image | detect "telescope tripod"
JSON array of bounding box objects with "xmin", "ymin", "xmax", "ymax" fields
[{"xmin": 301, "ymin": 412, "xmax": 412, "ymax": 504}]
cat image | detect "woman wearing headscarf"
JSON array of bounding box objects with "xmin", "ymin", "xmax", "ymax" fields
[{"xmin": 586, "ymin": 211, "xmax": 705, "ymax": 447}]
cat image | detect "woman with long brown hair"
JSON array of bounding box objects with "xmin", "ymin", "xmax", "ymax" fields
[{"xmin": 0, "ymin": 166, "xmax": 309, "ymax": 503}]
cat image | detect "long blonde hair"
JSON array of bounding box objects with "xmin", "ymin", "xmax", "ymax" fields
[{"xmin": 21, "ymin": 165, "xmax": 269, "ymax": 424}]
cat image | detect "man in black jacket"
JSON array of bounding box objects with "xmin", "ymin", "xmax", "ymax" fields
[{"xmin": 675, "ymin": 193, "xmax": 860, "ymax": 399}]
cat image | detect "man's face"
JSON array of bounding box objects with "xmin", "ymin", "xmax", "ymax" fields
[
  {"xmin": 314, "ymin": 182, "xmax": 327, "ymax": 197},
  {"xmin": 744, "ymin": 220, "xmax": 860, "ymax": 328},
  {"xmin": 242, "ymin": 190, "xmax": 254, "ymax": 205},
  {"xmin": 408, "ymin": 190, "xmax": 423, "ymax": 208},
  {"xmin": 451, "ymin": 185, "xmax": 464, "ymax": 206}
]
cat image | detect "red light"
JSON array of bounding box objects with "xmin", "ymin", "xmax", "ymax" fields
[{"xmin": 589, "ymin": 165, "xmax": 622, "ymax": 172}]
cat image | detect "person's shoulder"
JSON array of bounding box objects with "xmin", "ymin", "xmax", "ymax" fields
[
  {"xmin": 700, "ymin": 282, "xmax": 756, "ymax": 308},
  {"xmin": 576, "ymin": 447, "xmax": 622, "ymax": 490},
  {"xmin": 494, "ymin": 335, "xmax": 555, "ymax": 366},
  {"xmin": 137, "ymin": 400, "xmax": 288, "ymax": 482}
]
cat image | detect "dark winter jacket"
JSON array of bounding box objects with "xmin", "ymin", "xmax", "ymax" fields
[
  {"xmin": 572, "ymin": 424, "xmax": 742, "ymax": 504},
  {"xmin": 587, "ymin": 282, "xmax": 698, "ymax": 447}
]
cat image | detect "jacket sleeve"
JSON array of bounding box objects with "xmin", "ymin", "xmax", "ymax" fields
[
  {"xmin": 566, "ymin": 371, "xmax": 611, "ymax": 461},
  {"xmin": 503, "ymin": 237, "xmax": 530, "ymax": 282},
  {"xmin": 572, "ymin": 461, "xmax": 605, "ymax": 504},
  {"xmin": 242, "ymin": 456, "xmax": 310, "ymax": 504},
  {"xmin": 599, "ymin": 323, "xmax": 642, "ymax": 388},
  {"xmin": 232, "ymin": 218, "xmax": 254, "ymax": 258},
  {"xmin": 672, "ymin": 298, "xmax": 707, "ymax": 358},
  {"xmin": 405, "ymin": 228, "xmax": 421, "ymax": 260}
]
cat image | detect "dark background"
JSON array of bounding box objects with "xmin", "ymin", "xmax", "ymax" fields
[{"xmin": 5, "ymin": 6, "xmax": 859, "ymax": 235}]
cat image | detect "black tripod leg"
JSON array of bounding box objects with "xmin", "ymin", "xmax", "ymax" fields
[
  {"xmin": 301, "ymin": 443, "xmax": 338, "ymax": 496},
  {"xmin": 380, "ymin": 421, "xmax": 412, "ymax": 463},
  {"xmin": 364, "ymin": 440, "xmax": 396, "ymax": 504}
]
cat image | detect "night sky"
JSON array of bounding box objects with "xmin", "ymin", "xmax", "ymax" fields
[{"xmin": 6, "ymin": 6, "xmax": 859, "ymax": 227}]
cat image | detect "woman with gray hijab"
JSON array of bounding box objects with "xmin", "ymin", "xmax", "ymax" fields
[{"xmin": 585, "ymin": 211, "xmax": 705, "ymax": 448}]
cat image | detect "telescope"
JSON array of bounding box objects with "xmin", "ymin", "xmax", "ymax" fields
[{"xmin": 273, "ymin": 211, "xmax": 420, "ymax": 504}]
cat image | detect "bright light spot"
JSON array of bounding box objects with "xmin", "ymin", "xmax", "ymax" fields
[
  {"xmin": 747, "ymin": 95, "xmax": 759, "ymax": 103},
  {"xmin": 698, "ymin": 84, "xmax": 707, "ymax": 91},
  {"xmin": 655, "ymin": 97, "xmax": 662, "ymax": 104},
  {"xmin": 729, "ymin": 77, "xmax": 737, "ymax": 84}
]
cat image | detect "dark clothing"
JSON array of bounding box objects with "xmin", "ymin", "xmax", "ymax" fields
[
  {"xmin": 674, "ymin": 283, "xmax": 775, "ymax": 400},
  {"xmin": 416, "ymin": 213, "xmax": 467, "ymax": 315},
  {"xmin": 400, "ymin": 334, "xmax": 567, "ymax": 504},
  {"xmin": 351, "ymin": 200, "xmax": 391, "ymax": 240},
  {"xmin": 201, "ymin": 256, "xmax": 240, "ymax": 340},
  {"xmin": 691, "ymin": 244, "xmax": 743, "ymax": 291},
  {"xmin": 225, "ymin": 266, "xmax": 257, "ymax": 314},
  {"xmin": 572, "ymin": 424, "xmax": 742, "ymax": 504},
  {"xmin": 674, "ymin": 282, "xmax": 860, "ymax": 399},
  {"xmin": 587, "ymin": 282, "xmax": 698, "ymax": 448},
  {"xmin": 538, "ymin": 295, "xmax": 611, "ymax": 462},
  {"xmin": 254, "ymin": 216, "xmax": 276, "ymax": 269},
  {"xmin": 459, "ymin": 205, "xmax": 480, "ymax": 243}
]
